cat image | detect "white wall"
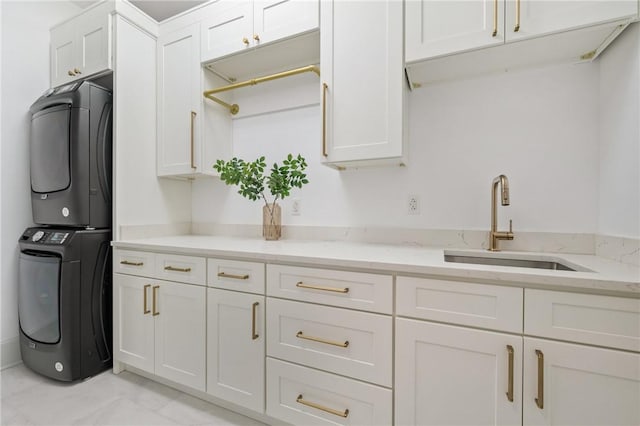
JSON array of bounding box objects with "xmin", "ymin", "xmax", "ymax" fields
[
  {"xmin": 192, "ymin": 61, "xmax": 600, "ymax": 234},
  {"xmin": 0, "ymin": 0, "xmax": 80, "ymax": 367},
  {"xmin": 598, "ymin": 23, "xmax": 640, "ymax": 239}
]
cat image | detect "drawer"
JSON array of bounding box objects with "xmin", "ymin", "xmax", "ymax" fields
[
  {"xmin": 155, "ymin": 253, "xmax": 206, "ymax": 286},
  {"xmin": 525, "ymin": 289, "xmax": 640, "ymax": 352},
  {"xmin": 267, "ymin": 265, "xmax": 393, "ymax": 314},
  {"xmin": 397, "ymin": 276, "xmax": 523, "ymax": 333},
  {"xmin": 113, "ymin": 249, "xmax": 155, "ymax": 277},
  {"xmin": 266, "ymin": 358, "xmax": 392, "ymax": 426},
  {"xmin": 267, "ymin": 298, "xmax": 392, "ymax": 387},
  {"xmin": 207, "ymin": 259, "xmax": 265, "ymax": 294}
]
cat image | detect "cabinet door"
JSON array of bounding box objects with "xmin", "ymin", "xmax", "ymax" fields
[
  {"xmin": 320, "ymin": 0, "xmax": 405, "ymax": 166},
  {"xmin": 113, "ymin": 274, "xmax": 155, "ymax": 374},
  {"xmin": 50, "ymin": 24, "xmax": 77, "ymax": 88},
  {"xmin": 506, "ymin": 0, "xmax": 638, "ymax": 42},
  {"xmin": 157, "ymin": 24, "xmax": 202, "ymax": 177},
  {"xmin": 154, "ymin": 281, "xmax": 206, "ymax": 391},
  {"xmin": 207, "ymin": 289, "xmax": 265, "ymax": 412},
  {"xmin": 201, "ymin": 1, "xmax": 253, "ymax": 62},
  {"xmin": 396, "ymin": 319, "xmax": 522, "ymax": 426},
  {"xmin": 253, "ymin": 0, "xmax": 318, "ymax": 46},
  {"xmin": 405, "ymin": 0, "xmax": 506, "ymax": 62},
  {"xmin": 523, "ymin": 338, "xmax": 640, "ymax": 426},
  {"xmin": 76, "ymin": 9, "xmax": 111, "ymax": 78}
]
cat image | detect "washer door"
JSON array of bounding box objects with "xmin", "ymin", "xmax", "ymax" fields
[{"xmin": 18, "ymin": 252, "xmax": 61, "ymax": 343}]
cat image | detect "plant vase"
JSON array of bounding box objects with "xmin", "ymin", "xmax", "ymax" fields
[{"xmin": 262, "ymin": 203, "xmax": 282, "ymax": 240}]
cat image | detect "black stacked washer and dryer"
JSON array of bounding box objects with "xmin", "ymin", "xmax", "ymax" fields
[{"xmin": 18, "ymin": 80, "xmax": 113, "ymax": 381}]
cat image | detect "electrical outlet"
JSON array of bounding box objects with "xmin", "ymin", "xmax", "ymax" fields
[
  {"xmin": 291, "ymin": 199, "xmax": 301, "ymax": 216},
  {"xmin": 408, "ymin": 195, "xmax": 420, "ymax": 215}
]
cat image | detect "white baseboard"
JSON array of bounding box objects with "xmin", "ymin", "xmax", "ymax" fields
[{"xmin": 1, "ymin": 337, "xmax": 22, "ymax": 370}]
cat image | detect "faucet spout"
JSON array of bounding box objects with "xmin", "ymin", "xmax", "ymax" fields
[{"xmin": 490, "ymin": 174, "xmax": 514, "ymax": 251}]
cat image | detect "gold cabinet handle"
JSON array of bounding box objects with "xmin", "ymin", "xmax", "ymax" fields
[
  {"xmin": 68, "ymin": 70, "xmax": 76, "ymax": 76},
  {"xmin": 251, "ymin": 302, "xmax": 259, "ymax": 340},
  {"xmin": 120, "ymin": 260, "xmax": 143, "ymax": 266},
  {"xmin": 296, "ymin": 394, "xmax": 349, "ymax": 418},
  {"xmin": 190, "ymin": 111, "xmax": 196, "ymax": 169},
  {"xmin": 535, "ymin": 349, "xmax": 544, "ymax": 409},
  {"xmin": 296, "ymin": 331, "xmax": 349, "ymax": 348},
  {"xmin": 506, "ymin": 345, "xmax": 514, "ymax": 402},
  {"xmin": 492, "ymin": 0, "xmax": 498, "ymax": 37},
  {"xmin": 296, "ymin": 281, "xmax": 349, "ymax": 293},
  {"xmin": 322, "ymin": 83, "xmax": 328, "ymax": 157},
  {"xmin": 242, "ymin": 37, "xmax": 249, "ymax": 45},
  {"xmin": 164, "ymin": 266, "xmax": 192, "ymax": 273},
  {"xmin": 152, "ymin": 285, "xmax": 160, "ymax": 316},
  {"xmin": 217, "ymin": 272, "xmax": 250, "ymax": 280},
  {"xmin": 143, "ymin": 284, "xmax": 151, "ymax": 314},
  {"xmin": 253, "ymin": 34, "xmax": 260, "ymax": 42},
  {"xmin": 514, "ymin": 0, "xmax": 521, "ymax": 32}
]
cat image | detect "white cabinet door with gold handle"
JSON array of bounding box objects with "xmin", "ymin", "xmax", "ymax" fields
[
  {"xmin": 207, "ymin": 288, "xmax": 265, "ymax": 412},
  {"xmin": 154, "ymin": 280, "xmax": 206, "ymax": 391},
  {"xmin": 50, "ymin": 3, "xmax": 112, "ymax": 88},
  {"xmin": 523, "ymin": 337, "xmax": 640, "ymax": 426},
  {"xmin": 320, "ymin": 0, "xmax": 406, "ymax": 168},
  {"xmin": 113, "ymin": 274, "xmax": 155, "ymax": 374},
  {"xmin": 405, "ymin": 0, "xmax": 506, "ymax": 62},
  {"xmin": 157, "ymin": 23, "xmax": 203, "ymax": 177},
  {"xmin": 114, "ymin": 274, "xmax": 206, "ymax": 391},
  {"xmin": 396, "ymin": 318, "xmax": 522, "ymax": 426}
]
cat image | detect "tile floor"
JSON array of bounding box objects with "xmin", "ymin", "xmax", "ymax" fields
[{"xmin": 1, "ymin": 364, "xmax": 268, "ymax": 426}]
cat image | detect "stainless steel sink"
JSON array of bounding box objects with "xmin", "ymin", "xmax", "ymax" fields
[{"xmin": 444, "ymin": 253, "xmax": 583, "ymax": 271}]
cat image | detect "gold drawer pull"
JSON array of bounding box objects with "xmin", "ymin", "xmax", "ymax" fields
[
  {"xmin": 218, "ymin": 272, "xmax": 250, "ymax": 280},
  {"xmin": 251, "ymin": 302, "xmax": 259, "ymax": 340},
  {"xmin": 296, "ymin": 282, "xmax": 349, "ymax": 294},
  {"xmin": 143, "ymin": 284, "xmax": 151, "ymax": 314},
  {"xmin": 296, "ymin": 331, "xmax": 349, "ymax": 348},
  {"xmin": 506, "ymin": 345, "xmax": 514, "ymax": 402},
  {"xmin": 152, "ymin": 285, "xmax": 160, "ymax": 316},
  {"xmin": 164, "ymin": 266, "xmax": 192, "ymax": 273},
  {"xmin": 535, "ymin": 349, "xmax": 544, "ymax": 409},
  {"xmin": 120, "ymin": 260, "xmax": 143, "ymax": 266},
  {"xmin": 296, "ymin": 394, "xmax": 349, "ymax": 418}
]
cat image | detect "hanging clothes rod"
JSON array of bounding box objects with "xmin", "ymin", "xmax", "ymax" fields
[{"xmin": 203, "ymin": 64, "xmax": 320, "ymax": 115}]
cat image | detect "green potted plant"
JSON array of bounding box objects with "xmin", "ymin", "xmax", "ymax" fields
[{"xmin": 214, "ymin": 154, "xmax": 309, "ymax": 240}]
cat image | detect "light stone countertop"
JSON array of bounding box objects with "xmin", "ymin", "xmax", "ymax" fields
[{"xmin": 112, "ymin": 235, "xmax": 640, "ymax": 297}]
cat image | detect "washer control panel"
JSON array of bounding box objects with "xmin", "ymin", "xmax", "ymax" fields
[{"xmin": 21, "ymin": 229, "xmax": 71, "ymax": 245}]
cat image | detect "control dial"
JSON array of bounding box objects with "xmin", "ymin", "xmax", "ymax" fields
[{"xmin": 32, "ymin": 231, "xmax": 45, "ymax": 242}]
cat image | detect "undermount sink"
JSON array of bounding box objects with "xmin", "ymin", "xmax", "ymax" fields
[{"xmin": 444, "ymin": 252, "xmax": 589, "ymax": 272}]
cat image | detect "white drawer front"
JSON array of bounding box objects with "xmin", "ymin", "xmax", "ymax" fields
[
  {"xmin": 397, "ymin": 276, "xmax": 523, "ymax": 333},
  {"xmin": 207, "ymin": 259, "xmax": 265, "ymax": 294},
  {"xmin": 113, "ymin": 249, "xmax": 155, "ymax": 278},
  {"xmin": 525, "ymin": 289, "xmax": 640, "ymax": 352},
  {"xmin": 155, "ymin": 253, "xmax": 206, "ymax": 286},
  {"xmin": 267, "ymin": 265, "xmax": 393, "ymax": 314},
  {"xmin": 266, "ymin": 358, "xmax": 392, "ymax": 426},
  {"xmin": 267, "ymin": 298, "xmax": 392, "ymax": 387}
]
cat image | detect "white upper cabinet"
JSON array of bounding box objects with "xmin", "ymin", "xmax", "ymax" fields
[
  {"xmin": 505, "ymin": 0, "xmax": 638, "ymax": 42},
  {"xmin": 157, "ymin": 23, "xmax": 203, "ymax": 177},
  {"xmin": 50, "ymin": 4, "xmax": 111, "ymax": 87},
  {"xmin": 405, "ymin": 0, "xmax": 506, "ymax": 62},
  {"xmin": 320, "ymin": 0, "xmax": 406, "ymax": 168},
  {"xmin": 201, "ymin": 0, "xmax": 318, "ymax": 63}
]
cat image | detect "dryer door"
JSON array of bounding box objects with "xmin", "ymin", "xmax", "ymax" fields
[
  {"xmin": 18, "ymin": 252, "xmax": 61, "ymax": 343},
  {"xmin": 30, "ymin": 104, "xmax": 71, "ymax": 194}
]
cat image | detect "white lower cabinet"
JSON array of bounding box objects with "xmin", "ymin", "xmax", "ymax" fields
[
  {"xmin": 113, "ymin": 274, "xmax": 206, "ymax": 391},
  {"xmin": 396, "ymin": 319, "xmax": 523, "ymax": 426},
  {"xmin": 266, "ymin": 358, "xmax": 392, "ymax": 425},
  {"xmin": 523, "ymin": 337, "xmax": 640, "ymax": 426},
  {"xmin": 206, "ymin": 288, "xmax": 265, "ymax": 412}
]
